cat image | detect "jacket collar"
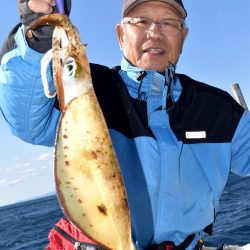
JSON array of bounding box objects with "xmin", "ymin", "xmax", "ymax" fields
[
  {"xmin": 119, "ymin": 57, "xmax": 183, "ymax": 109},
  {"xmin": 120, "ymin": 56, "xmax": 176, "ymax": 83}
]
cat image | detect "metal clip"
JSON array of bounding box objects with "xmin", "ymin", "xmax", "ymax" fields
[{"xmin": 74, "ymin": 242, "xmax": 81, "ymax": 250}]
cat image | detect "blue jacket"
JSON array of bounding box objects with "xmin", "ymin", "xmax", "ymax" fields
[{"xmin": 1, "ymin": 26, "xmax": 250, "ymax": 249}]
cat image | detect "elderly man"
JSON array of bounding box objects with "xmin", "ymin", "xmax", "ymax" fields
[{"xmin": 0, "ymin": 0, "xmax": 250, "ymax": 249}]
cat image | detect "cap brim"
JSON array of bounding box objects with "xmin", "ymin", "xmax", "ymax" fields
[{"xmin": 123, "ymin": 0, "xmax": 187, "ymax": 18}]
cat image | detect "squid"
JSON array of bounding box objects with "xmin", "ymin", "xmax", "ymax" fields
[{"xmin": 26, "ymin": 14, "xmax": 135, "ymax": 250}]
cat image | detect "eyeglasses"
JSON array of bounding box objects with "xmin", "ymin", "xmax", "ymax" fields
[{"xmin": 122, "ymin": 16, "xmax": 185, "ymax": 36}]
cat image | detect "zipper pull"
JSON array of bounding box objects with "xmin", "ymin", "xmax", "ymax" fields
[{"xmin": 74, "ymin": 242, "xmax": 81, "ymax": 250}]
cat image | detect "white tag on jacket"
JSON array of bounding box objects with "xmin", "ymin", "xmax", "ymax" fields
[{"xmin": 185, "ymin": 131, "xmax": 206, "ymax": 139}]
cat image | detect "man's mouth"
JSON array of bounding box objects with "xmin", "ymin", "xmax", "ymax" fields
[{"xmin": 143, "ymin": 48, "xmax": 165, "ymax": 54}]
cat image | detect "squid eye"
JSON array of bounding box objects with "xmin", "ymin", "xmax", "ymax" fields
[
  {"xmin": 62, "ymin": 57, "xmax": 79, "ymax": 80},
  {"xmin": 62, "ymin": 57, "xmax": 82, "ymax": 80},
  {"xmin": 67, "ymin": 64, "xmax": 74, "ymax": 73}
]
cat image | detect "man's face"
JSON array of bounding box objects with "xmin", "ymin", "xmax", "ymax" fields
[{"xmin": 116, "ymin": 1, "xmax": 188, "ymax": 72}]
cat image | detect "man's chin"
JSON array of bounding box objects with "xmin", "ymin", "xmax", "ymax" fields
[
  {"xmin": 139, "ymin": 56, "xmax": 171, "ymax": 72},
  {"xmin": 139, "ymin": 63, "xmax": 168, "ymax": 72}
]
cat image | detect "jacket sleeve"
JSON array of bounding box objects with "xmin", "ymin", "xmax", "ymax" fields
[
  {"xmin": 0, "ymin": 25, "xmax": 60, "ymax": 147},
  {"xmin": 231, "ymin": 110, "xmax": 250, "ymax": 176}
]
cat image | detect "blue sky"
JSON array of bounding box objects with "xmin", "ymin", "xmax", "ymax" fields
[{"xmin": 0, "ymin": 1, "xmax": 250, "ymax": 207}]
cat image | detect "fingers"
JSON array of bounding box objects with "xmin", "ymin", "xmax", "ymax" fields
[{"xmin": 28, "ymin": 0, "xmax": 56, "ymax": 14}]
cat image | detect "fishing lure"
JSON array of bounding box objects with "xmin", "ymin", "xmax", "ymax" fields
[{"xmin": 55, "ymin": 0, "xmax": 65, "ymax": 14}]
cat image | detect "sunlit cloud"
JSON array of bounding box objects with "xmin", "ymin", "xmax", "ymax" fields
[
  {"xmin": 22, "ymin": 171, "xmax": 38, "ymax": 178},
  {"xmin": 0, "ymin": 170, "xmax": 40, "ymax": 188},
  {"xmin": 13, "ymin": 156, "xmax": 20, "ymax": 161},
  {"xmin": 14, "ymin": 162, "xmax": 31, "ymax": 168},
  {"xmin": 0, "ymin": 166, "xmax": 41, "ymax": 188},
  {"xmin": 21, "ymin": 167, "xmax": 39, "ymax": 179},
  {"xmin": 40, "ymin": 165, "xmax": 52, "ymax": 170},
  {"xmin": 0, "ymin": 167, "xmax": 12, "ymax": 174},
  {"xmin": 37, "ymin": 153, "xmax": 52, "ymax": 161},
  {"xmin": 7, "ymin": 178, "xmax": 23, "ymax": 186},
  {"xmin": 21, "ymin": 168, "xmax": 37, "ymax": 174},
  {"xmin": 5, "ymin": 168, "xmax": 12, "ymax": 173},
  {"xmin": 1, "ymin": 178, "xmax": 23, "ymax": 187},
  {"xmin": 0, "ymin": 179, "xmax": 7, "ymax": 186},
  {"xmin": 0, "ymin": 143, "xmax": 54, "ymax": 191}
]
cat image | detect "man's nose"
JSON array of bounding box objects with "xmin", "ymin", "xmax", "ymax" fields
[{"xmin": 147, "ymin": 22, "xmax": 163, "ymax": 38}]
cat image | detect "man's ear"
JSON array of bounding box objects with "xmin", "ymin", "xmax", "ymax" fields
[{"xmin": 116, "ymin": 23, "xmax": 125, "ymax": 51}]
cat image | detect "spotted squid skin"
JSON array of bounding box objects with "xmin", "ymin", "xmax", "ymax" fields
[{"xmin": 55, "ymin": 90, "xmax": 134, "ymax": 249}]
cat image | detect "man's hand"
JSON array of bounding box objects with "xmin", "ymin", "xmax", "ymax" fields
[
  {"xmin": 28, "ymin": 0, "xmax": 56, "ymax": 14},
  {"xmin": 17, "ymin": 0, "xmax": 71, "ymax": 52},
  {"xmin": 18, "ymin": 0, "xmax": 70, "ymax": 26}
]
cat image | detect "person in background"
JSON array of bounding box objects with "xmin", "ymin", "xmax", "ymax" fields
[{"xmin": 0, "ymin": 0, "xmax": 250, "ymax": 249}]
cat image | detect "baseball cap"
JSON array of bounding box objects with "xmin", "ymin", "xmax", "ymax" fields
[{"xmin": 122, "ymin": 0, "xmax": 187, "ymax": 18}]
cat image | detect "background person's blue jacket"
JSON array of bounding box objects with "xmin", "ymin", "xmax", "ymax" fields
[{"xmin": 1, "ymin": 26, "xmax": 250, "ymax": 249}]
